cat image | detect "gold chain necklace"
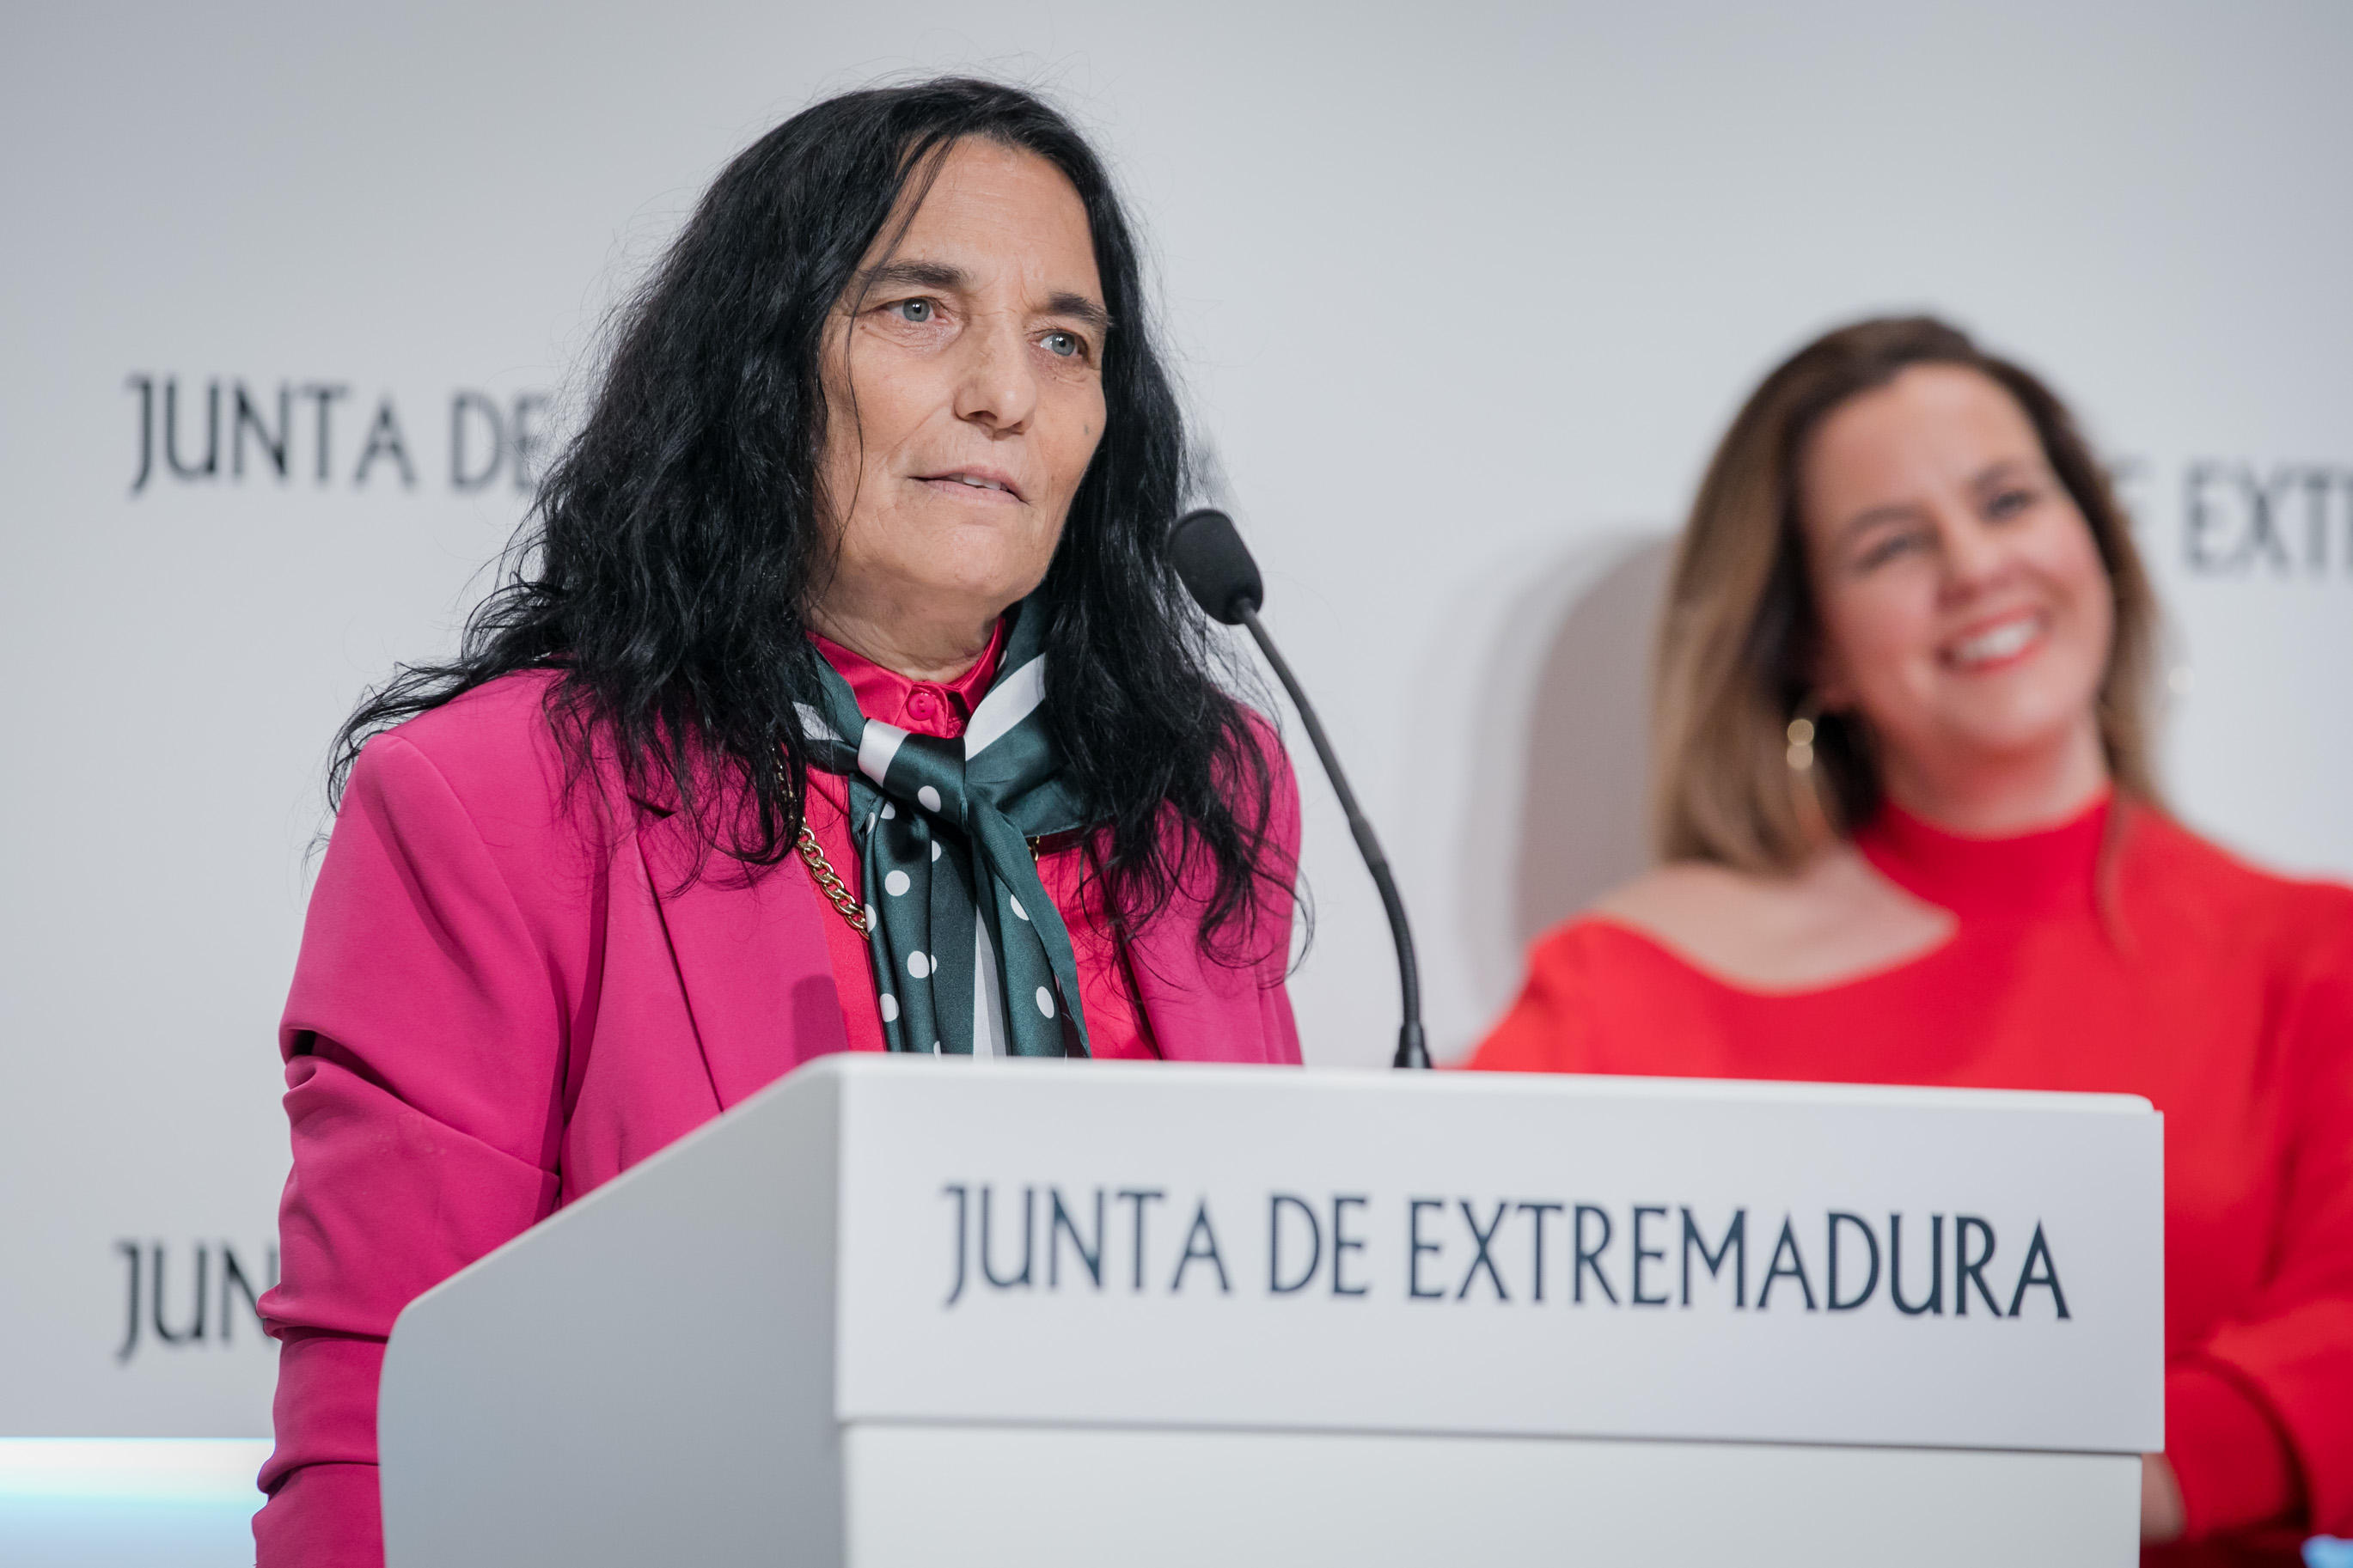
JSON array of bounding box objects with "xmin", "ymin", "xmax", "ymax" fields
[
  {"xmin": 785, "ymin": 753, "xmax": 1050, "ymax": 943},
  {"xmin": 796, "ymin": 826, "xmax": 871, "ymax": 937},
  {"xmin": 781, "ymin": 747, "xmax": 871, "ymax": 937}
]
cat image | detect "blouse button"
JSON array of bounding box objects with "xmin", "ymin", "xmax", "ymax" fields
[{"xmin": 906, "ymin": 688, "xmax": 940, "ymax": 722}]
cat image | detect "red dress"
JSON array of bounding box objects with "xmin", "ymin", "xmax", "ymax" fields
[{"xmin": 1470, "ymin": 797, "xmax": 2353, "ymax": 1564}]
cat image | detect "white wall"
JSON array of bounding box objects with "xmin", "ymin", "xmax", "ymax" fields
[{"xmin": 2, "ymin": 0, "xmax": 2346, "ymax": 1437}]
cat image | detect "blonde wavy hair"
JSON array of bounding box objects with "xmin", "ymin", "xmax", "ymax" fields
[{"xmin": 1653, "ymin": 315, "xmax": 2162, "ymax": 873}]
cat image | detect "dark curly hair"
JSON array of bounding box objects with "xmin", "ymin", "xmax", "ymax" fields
[{"xmin": 328, "ymin": 76, "xmax": 1287, "ymax": 954}]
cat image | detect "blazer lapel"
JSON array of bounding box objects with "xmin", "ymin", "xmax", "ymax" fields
[{"xmin": 639, "ymin": 812, "xmax": 850, "ymax": 1109}]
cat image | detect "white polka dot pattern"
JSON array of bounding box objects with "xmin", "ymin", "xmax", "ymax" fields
[{"xmin": 801, "ymin": 631, "xmax": 1078, "ymax": 1059}]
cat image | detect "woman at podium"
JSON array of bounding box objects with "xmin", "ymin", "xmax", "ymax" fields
[
  {"xmin": 254, "ymin": 79, "xmax": 1301, "ymax": 1565},
  {"xmin": 1470, "ymin": 316, "xmax": 2353, "ymax": 1563}
]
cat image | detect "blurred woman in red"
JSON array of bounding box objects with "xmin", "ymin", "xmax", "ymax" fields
[{"xmin": 1470, "ymin": 317, "xmax": 2353, "ymax": 1564}]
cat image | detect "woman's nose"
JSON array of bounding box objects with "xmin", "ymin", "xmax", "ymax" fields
[
  {"xmin": 1939, "ymin": 508, "xmax": 2014, "ymax": 591},
  {"xmin": 953, "ymin": 315, "xmax": 1039, "ymax": 434}
]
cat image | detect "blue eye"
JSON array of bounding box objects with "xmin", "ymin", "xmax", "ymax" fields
[
  {"xmin": 1042, "ymin": 331, "xmax": 1079, "ymax": 358},
  {"xmin": 892, "ymin": 299, "xmax": 932, "ymax": 324}
]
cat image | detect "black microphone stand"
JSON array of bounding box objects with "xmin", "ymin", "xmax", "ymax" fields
[{"xmin": 1235, "ymin": 606, "xmax": 1430, "ymax": 1070}]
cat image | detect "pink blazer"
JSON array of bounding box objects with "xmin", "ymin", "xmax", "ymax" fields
[{"xmin": 254, "ymin": 671, "xmax": 1301, "ymax": 1565}]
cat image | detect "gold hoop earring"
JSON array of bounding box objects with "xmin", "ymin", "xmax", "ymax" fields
[{"xmin": 1786, "ymin": 699, "xmax": 1821, "ymax": 773}]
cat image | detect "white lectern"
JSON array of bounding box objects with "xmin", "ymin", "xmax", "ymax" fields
[{"xmin": 378, "ymin": 1057, "xmax": 2160, "ymax": 1567}]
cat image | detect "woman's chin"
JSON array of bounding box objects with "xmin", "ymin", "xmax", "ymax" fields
[
  {"xmin": 1915, "ymin": 708, "xmax": 2103, "ymax": 780},
  {"xmin": 874, "ymin": 526, "xmax": 1055, "ymax": 606},
  {"xmin": 887, "ymin": 566, "xmax": 1044, "ymax": 622},
  {"xmin": 1920, "ymin": 668, "xmax": 2103, "ymax": 745}
]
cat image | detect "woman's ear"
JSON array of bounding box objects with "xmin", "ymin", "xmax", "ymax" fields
[
  {"xmin": 1806, "ymin": 639, "xmax": 1857, "ymax": 716},
  {"xmin": 1788, "ymin": 611, "xmax": 1854, "ymax": 717}
]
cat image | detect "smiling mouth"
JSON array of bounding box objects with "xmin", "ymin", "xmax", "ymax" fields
[{"xmin": 1945, "ymin": 613, "xmax": 2044, "ymax": 670}]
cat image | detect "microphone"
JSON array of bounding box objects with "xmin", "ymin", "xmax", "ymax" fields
[{"xmin": 1170, "ymin": 508, "xmax": 1430, "ymax": 1070}]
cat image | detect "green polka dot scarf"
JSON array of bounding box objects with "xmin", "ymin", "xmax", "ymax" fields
[{"xmin": 798, "ymin": 595, "xmax": 1091, "ymax": 1057}]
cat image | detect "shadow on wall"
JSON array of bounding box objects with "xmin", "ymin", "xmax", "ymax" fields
[
  {"xmin": 1445, "ymin": 530, "xmax": 1678, "ymax": 1030},
  {"xmin": 1510, "ymin": 538, "xmax": 1677, "ymax": 949},
  {"xmin": 1430, "ymin": 526, "xmax": 1675, "ymax": 1043}
]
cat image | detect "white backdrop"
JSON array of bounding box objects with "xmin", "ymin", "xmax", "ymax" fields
[{"xmin": 2, "ymin": 0, "xmax": 2347, "ymax": 1438}]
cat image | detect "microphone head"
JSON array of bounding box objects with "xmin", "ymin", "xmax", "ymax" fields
[{"xmin": 1169, "ymin": 509, "xmax": 1264, "ymax": 626}]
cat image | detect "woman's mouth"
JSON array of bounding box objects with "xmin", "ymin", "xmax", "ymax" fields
[
  {"xmin": 919, "ymin": 469, "xmax": 1024, "ymax": 503},
  {"xmin": 1943, "ymin": 612, "xmax": 2045, "ymax": 672}
]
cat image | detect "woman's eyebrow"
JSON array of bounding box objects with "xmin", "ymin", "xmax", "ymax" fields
[
  {"xmin": 1969, "ymin": 457, "xmax": 2038, "ymax": 491},
  {"xmin": 859, "ymin": 259, "xmax": 969, "ymax": 295},
  {"xmin": 1044, "ymin": 290, "xmax": 1113, "ymax": 334}
]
